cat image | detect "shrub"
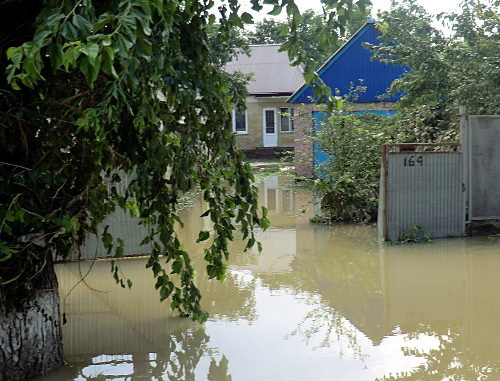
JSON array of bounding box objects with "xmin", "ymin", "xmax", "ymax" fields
[{"xmin": 313, "ymin": 99, "xmax": 394, "ymax": 223}]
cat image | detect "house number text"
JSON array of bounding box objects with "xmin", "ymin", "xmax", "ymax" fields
[{"xmin": 403, "ymin": 155, "xmax": 423, "ymax": 167}]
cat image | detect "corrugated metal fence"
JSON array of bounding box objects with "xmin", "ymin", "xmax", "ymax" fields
[
  {"xmin": 68, "ymin": 171, "xmax": 154, "ymax": 261},
  {"xmin": 379, "ymin": 144, "xmax": 465, "ymax": 241},
  {"xmin": 462, "ymin": 114, "xmax": 500, "ymax": 220},
  {"xmin": 71, "ymin": 208, "xmax": 152, "ymax": 261}
]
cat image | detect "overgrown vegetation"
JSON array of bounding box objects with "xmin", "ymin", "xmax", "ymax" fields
[
  {"xmin": 1, "ymin": 0, "xmax": 267, "ymax": 321},
  {"xmin": 312, "ymin": 0, "xmax": 499, "ymax": 224},
  {"xmin": 313, "ymin": 96, "xmax": 395, "ymax": 223},
  {"xmin": 369, "ymin": 0, "xmax": 499, "ymax": 142},
  {"xmin": 245, "ymin": 7, "xmax": 371, "ymax": 69},
  {"xmin": 0, "ymin": 0, "xmax": 372, "ymax": 377},
  {"xmin": 391, "ymin": 225, "xmax": 433, "ymax": 244}
]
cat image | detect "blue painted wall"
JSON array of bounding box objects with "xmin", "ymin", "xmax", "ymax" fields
[
  {"xmin": 312, "ymin": 111, "xmax": 329, "ymax": 174},
  {"xmin": 312, "ymin": 110, "xmax": 397, "ymax": 178},
  {"xmin": 290, "ymin": 21, "xmax": 407, "ymax": 104}
]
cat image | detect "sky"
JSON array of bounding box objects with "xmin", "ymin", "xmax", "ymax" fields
[
  {"xmin": 296, "ymin": 0, "xmax": 462, "ymax": 15},
  {"xmin": 241, "ymin": 0, "xmax": 463, "ymax": 22}
]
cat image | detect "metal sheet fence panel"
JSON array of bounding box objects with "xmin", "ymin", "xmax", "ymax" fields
[
  {"xmin": 68, "ymin": 171, "xmax": 154, "ymax": 261},
  {"xmin": 382, "ymin": 148, "xmax": 464, "ymax": 241},
  {"xmin": 469, "ymin": 115, "xmax": 500, "ymax": 220},
  {"xmin": 72, "ymin": 209, "xmax": 152, "ymax": 261}
]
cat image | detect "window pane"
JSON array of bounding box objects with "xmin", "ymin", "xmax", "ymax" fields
[
  {"xmin": 280, "ymin": 107, "xmax": 294, "ymax": 132},
  {"xmin": 280, "ymin": 108, "xmax": 289, "ymax": 132},
  {"xmin": 235, "ymin": 110, "xmax": 246, "ymax": 132},
  {"xmin": 265, "ymin": 110, "xmax": 275, "ymax": 133},
  {"xmin": 234, "ymin": 106, "xmax": 247, "ymax": 133}
]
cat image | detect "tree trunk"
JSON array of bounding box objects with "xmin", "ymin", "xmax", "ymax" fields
[{"xmin": 0, "ymin": 258, "xmax": 63, "ymax": 380}]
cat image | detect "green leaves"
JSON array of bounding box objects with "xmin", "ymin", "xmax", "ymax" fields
[
  {"xmin": 101, "ymin": 46, "xmax": 117, "ymax": 77},
  {"xmin": 79, "ymin": 43, "xmax": 101, "ymax": 85},
  {"xmin": 241, "ymin": 12, "xmax": 254, "ymax": 24},
  {"xmin": 4, "ymin": 0, "xmax": 159, "ymax": 89},
  {"xmin": 196, "ymin": 230, "xmax": 210, "ymax": 243},
  {"xmin": 268, "ymin": 5, "xmax": 282, "ymax": 16},
  {"xmin": 371, "ymin": 0, "xmax": 499, "ymax": 120},
  {"xmin": 134, "ymin": 0, "xmax": 152, "ymax": 17},
  {"xmin": 48, "ymin": 43, "xmax": 64, "ymax": 72},
  {"xmin": 1, "ymin": 0, "xmax": 375, "ymax": 323},
  {"xmin": 72, "ymin": 14, "xmax": 92, "ymax": 38},
  {"xmin": 61, "ymin": 22, "xmax": 78, "ymax": 41},
  {"xmin": 79, "ymin": 43, "xmax": 99, "ymax": 61},
  {"xmin": 0, "ymin": 241, "xmax": 18, "ymax": 262},
  {"xmin": 314, "ymin": 99, "xmax": 395, "ymax": 223},
  {"xmin": 247, "ymin": 6, "xmax": 370, "ymax": 70}
]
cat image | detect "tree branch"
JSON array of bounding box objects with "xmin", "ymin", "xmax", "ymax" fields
[
  {"xmin": 0, "ymin": 0, "xmax": 20, "ymax": 7},
  {"xmin": 61, "ymin": 90, "xmax": 92, "ymax": 105}
]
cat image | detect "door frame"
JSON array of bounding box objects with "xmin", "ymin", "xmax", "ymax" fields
[{"xmin": 263, "ymin": 107, "xmax": 278, "ymax": 147}]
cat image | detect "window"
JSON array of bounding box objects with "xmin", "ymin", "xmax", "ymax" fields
[
  {"xmin": 280, "ymin": 107, "xmax": 294, "ymax": 133},
  {"xmin": 232, "ymin": 106, "xmax": 247, "ymax": 134}
]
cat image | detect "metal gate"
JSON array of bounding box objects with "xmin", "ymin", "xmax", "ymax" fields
[
  {"xmin": 461, "ymin": 114, "xmax": 500, "ymax": 220},
  {"xmin": 379, "ymin": 143, "xmax": 465, "ymax": 241}
]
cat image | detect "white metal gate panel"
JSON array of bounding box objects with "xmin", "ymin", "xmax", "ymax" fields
[{"xmin": 466, "ymin": 115, "xmax": 500, "ymax": 220}]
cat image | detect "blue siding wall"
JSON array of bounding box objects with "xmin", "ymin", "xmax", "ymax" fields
[
  {"xmin": 312, "ymin": 110, "xmax": 397, "ymax": 178},
  {"xmin": 313, "ymin": 111, "xmax": 329, "ymax": 174},
  {"xmin": 290, "ymin": 22, "xmax": 407, "ymax": 104}
]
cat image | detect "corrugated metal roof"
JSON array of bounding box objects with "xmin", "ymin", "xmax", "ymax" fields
[{"xmin": 225, "ymin": 44, "xmax": 304, "ymax": 95}]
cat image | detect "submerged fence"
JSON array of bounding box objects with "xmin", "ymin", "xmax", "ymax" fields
[
  {"xmin": 378, "ymin": 143, "xmax": 465, "ymax": 241},
  {"xmin": 379, "ymin": 111, "xmax": 500, "ymax": 241}
]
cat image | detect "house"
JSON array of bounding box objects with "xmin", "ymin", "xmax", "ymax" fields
[
  {"xmin": 225, "ymin": 44, "xmax": 304, "ymax": 157},
  {"xmin": 288, "ymin": 19, "xmax": 408, "ymax": 177}
]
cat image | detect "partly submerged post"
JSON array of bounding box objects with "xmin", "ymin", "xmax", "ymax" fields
[{"xmin": 459, "ymin": 106, "xmax": 470, "ymax": 224}]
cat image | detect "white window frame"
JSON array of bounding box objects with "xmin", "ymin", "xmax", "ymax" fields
[
  {"xmin": 232, "ymin": 107, "xmax": 248, "ymax": 134},
  {"xmin": 279, "ymin": 107, "xmax": 294, "ymax": 133}
]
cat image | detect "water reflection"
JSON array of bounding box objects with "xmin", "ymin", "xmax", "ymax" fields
[{"xmin": 39, "ymin": 175, "xmax": 500, "ymax": 380}]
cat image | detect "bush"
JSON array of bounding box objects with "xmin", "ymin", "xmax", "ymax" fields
[{"xmin": 313, "ymin": 100, "xmax": 394, "ymax": 223}]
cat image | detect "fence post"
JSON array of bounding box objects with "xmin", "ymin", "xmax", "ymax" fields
[{"xmin": 459, "ymin": 106, "xmax": 470, "ymax": 223}]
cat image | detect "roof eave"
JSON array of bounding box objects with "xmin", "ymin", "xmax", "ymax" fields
[{"xmin": 288, "ymin": 19, "xmax": 377, "ymax": 104}]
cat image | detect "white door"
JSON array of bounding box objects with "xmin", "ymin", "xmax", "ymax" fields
[{"xmin": 263, "ymin": 108, "xmax": 278, "ymax": 147}]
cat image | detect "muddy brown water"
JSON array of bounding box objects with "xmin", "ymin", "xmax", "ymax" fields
[{"xmin": 37, "ymin": 175, "xmax": 500, "ymax": 380}]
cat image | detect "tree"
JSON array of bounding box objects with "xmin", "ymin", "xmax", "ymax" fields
[
  {"xmin": 0, "ymin": 0, "xmax": 369, "ymax": 378},
  {"xmin": 206, "ymin": 22, "xmax": 251, "ymax": 67},
  {"xmin": 247, "ymin": 17, "xmax": 288, "ymax": 44},
  {"xmin": 369, "ymin": 0, "xmax": 500, "ymax": 142},
  {"xmin": 247, "ymin": 7, "xmax": 371, "ymax": 68}
]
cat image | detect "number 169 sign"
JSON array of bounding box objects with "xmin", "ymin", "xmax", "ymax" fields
[{"xmin": 403, "ymin": 155, "xmax": 423, "ymax": 167}]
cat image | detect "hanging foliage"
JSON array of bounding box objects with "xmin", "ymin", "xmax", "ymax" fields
[{"xmin": 0, "ymin": 0, "xmax": 370, "ymax": 322}]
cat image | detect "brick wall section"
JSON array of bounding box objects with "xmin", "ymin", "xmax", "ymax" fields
[
  {"xmin": 293, "ymin": 102, "xmax": 396, "ymax": 178},
  {"xmin": 294, "ymin": 103, "xmax": 319, "ymax": 178}
]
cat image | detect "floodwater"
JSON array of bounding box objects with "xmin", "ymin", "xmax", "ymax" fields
[{"xmin": 38, "ymin": 174, "xmax": 500, "ymax": 380}]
